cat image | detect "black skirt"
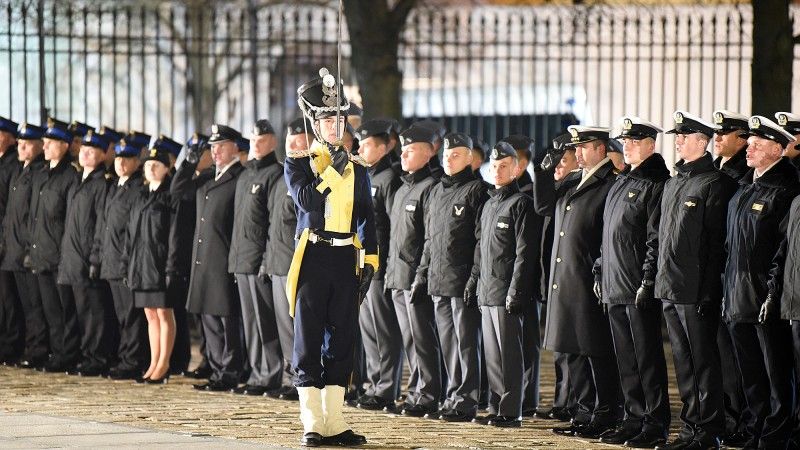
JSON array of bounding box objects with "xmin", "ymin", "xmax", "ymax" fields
[{"xmin": 134, "ymin": 290, "xmax": 170, "ymax": 309}]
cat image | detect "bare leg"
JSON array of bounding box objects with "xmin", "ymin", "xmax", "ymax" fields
[
  {"xmin": 143, "ymin": 307, "xmax": 161, "ymax": 379},
  {"xmin": 151, "ymin": 308, "xmax": 176, "ymax": 379}
]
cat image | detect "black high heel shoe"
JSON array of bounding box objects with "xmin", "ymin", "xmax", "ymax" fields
[
  {"xmin": 135, "ymin": 376, "xmax": 149, "ymax": 384},
  {"xmin": 145, "ymin": 374, "xmax": 169, "ymax": 384}
]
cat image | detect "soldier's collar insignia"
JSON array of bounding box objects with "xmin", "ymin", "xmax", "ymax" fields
[{"xmin": 684, "ymin": 200, "xmax": 696, "ymax": 207}]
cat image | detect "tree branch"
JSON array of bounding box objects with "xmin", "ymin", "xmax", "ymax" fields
[{"xmin": 389, "ymin": 0, "xmax": 417, "ymax": 32}]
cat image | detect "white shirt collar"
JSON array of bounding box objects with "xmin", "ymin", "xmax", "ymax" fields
[
  {"xmin": 754, "ymin": 158, "xmax": 781, "ymax": 181},
  {"xmin": 149, "ymin": 181, "xmax": 161, "ymax": 192},
  {"xmin": 577, "ymin": 157, "xmax": 611, "ymax": 190},
  {"xmin": 118, "ymin": 175, "xmax": 129, "ymax": 187},
  {"xmin": 215, "ymin": 159, "xmax": 238, "ymax": 180}
]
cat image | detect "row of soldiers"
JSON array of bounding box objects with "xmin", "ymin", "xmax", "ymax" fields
[{"xmin": 2, "ymin": 100, "xmax": 800, "ymax": 448}]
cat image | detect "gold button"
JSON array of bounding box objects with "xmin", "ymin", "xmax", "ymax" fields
[
  {"xmin": 552, "ymin": 284, "xmax": 558, "ymax": 290},
  {"xmin": 566, "ymin": 205, "xmax": 571, "ymax": 211},
  {"xmin": 556, "ymin": 258, "xmax": 562, "ymax": 263},
  {"xmin": 559, "ymin": 231, "xmax": 565, "ymax": 237}
]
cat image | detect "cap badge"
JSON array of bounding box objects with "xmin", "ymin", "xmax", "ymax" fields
[
  {"xmin": 750, "ymin": 117, "xmax": 761, "ymax": 129},
  {"xmin": 569, "ymin": 128, "xmax": 579, "ymax": 138},
  {"xmin": 778, "ymin": 114, "xmax": 788, "ymax": 126},
  {"xmin": 674, "ymin": 112, "xmax": 684, "ymax": 124},
  {"xmin": 444, "ymin": 138, "xmax": 450, "ymax": 148},
  {"xmin": 211, "ymin": 124, "xmax": 219, "ymax": 134},
  {"xmin": 253, "ymin": 125, "xmax": 259, "ymax": 136},
  {"xmin": 150, "ymin": 149, "xmax": 157, "ymax": 158},
  {"xmin": 714, "ymin": 112, "xmax": 724, "ymax": 124},
  {"xmin": 623, "ymin": 118, "xmax": 633, "ymax": 130},
  {"xmin": 491, "ymin": 148, "xmax": 499, "ymax": 159}
]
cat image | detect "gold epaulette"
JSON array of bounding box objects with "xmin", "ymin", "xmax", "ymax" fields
[
  {"xmin": 349, "ymin": 154, "xmax": 372, "ymax": 167},
  {"xmin": 286, "ymin": 149, "xmax": 312, "ymax": 159}
]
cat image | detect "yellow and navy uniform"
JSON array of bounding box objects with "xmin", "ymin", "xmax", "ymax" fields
[{"xmin": 284, "ymin": 140, "xmax": 378, "ymax": 389}]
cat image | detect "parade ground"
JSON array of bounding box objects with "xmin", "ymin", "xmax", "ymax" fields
[{"xmin": 0, "ymin": 348, "xmax": 686, "ymax": 450}]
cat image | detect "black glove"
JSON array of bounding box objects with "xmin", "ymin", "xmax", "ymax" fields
[
  {"xmin": 331, "ymin": 148, "xmax": 349, "ymax": 175},
  {"xmin": 23, "ymin": 253, "xmax": 33, "ymax": 270},
  {"xmin": 89, "ymin": 264, "xmax": 100, "ymax": 281},
  {"xmin": 257, "ymin": 265, "xmax": 270, "ymax": 284},
  {"xmin": 122, "ymin": 277, "xmax": 129, "ymax": 288},
  {"xmin": 185, "ymin": 140, "xmax": 206, "ymax": 165},
  {"xmin": 463, "ymin": 276, "xmax": 478, "ymax": 308},
  {"xmin": 635, "ymin": 280, "xmax": 655, "ymax": 310},
  {"xmin": 505, "ymin": 293, "xmax": 525, "ymax": 315},
  {"xmin": 593, "ymin": 281, "xmax": 602, "ymax": 303},
  {"xmin": 357, "ymin": 264, "xmax": 374, "ymax": 305},
  {"xmin": 539, "ymin": 147, "xmax": 567, "ymax": 172},
  {"xmin": 759, "ymin": 294, "xmax": 777, "ymax": 325},
  {"xmin": 696, "ymin": 301, "xmax": 716, "ymax": 320},
  {"xmin": 409, "ymin": 278, "xmax": 427, "ymax": 305},
  {"xmin": 165, "ymin": 271, "xmax": 176, "ymax": 289}
]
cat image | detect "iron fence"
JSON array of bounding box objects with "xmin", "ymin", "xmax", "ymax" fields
[{"xmin": 1, "ymin": 1, "xmax": 799, "ymax": 163}]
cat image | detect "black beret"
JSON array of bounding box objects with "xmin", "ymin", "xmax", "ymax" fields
[
  {"xmin": 490, "ymin": 141, "xmax": 516, "ymax": 160},
  {"xmin": 286, "ymin": 117, "xmax": 313, "ymax": 136},
  {"xmin": 251, "ymin": 119, "xmax": 275, "ymax": 137},
  {"xmin": 399, "ymin": 126, "xmax": 436, "ymax": 147},
  {"xmin": 443, "ymin": 132, "xmax": 473, "ymax": 150},
  {"xmin": 357, "ymin": 119, "xmax": 393, "ymax": 140},
  {"xmin": 412, "ymin": 120, "xmax": 446, "ymax": 139}
]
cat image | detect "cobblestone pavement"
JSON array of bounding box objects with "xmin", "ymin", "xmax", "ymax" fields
[{"xmin": 0, "ymin": 349, "xmax": 686, "ymax": 449}]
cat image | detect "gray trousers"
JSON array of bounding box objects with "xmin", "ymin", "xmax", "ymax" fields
[
  {"xmin": 481, "ymin": 305, "xmax": 524, "ymax": 418},
  {"xmin": 236, "ymin": 273, "xmax": 282, "ymax": 388},
  {"xmin": 270, "ymin": 274, "xmax": 295, "ymax": 386},
  {"xmin": 359, "ymin": 279, "xmax": 403, "ymax": 400},
  {"xmin": 522, "ymin": 302, "xmax": 542, "ymax": 412},
  {"xmin": 432, "ymin": 296, "xmax": 481, "ymax": 414},
  {"xmin": 201, "ymin": 313, "xmax": 243, "ymax": 385},
  {"xmin": 393, "ymin": 289, "xmax": 440, "ymax": 408}
]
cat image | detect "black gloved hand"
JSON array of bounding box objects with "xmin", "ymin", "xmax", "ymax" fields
[
  {"xmin": 759, "ymin": 294, "xmax": 777, "ymax": 325},
  {"xmin": 539, "ymin": 147, "xmax": 567, "ymax": 172},
  {"xmin": 122, "ymin": 277, "xmax": 129, "ymax": 288},
  {"xmin": 89, "ymin": 264, "xmax": 100, "ymax": 281},
  {"xmin": 696, "ymin": 301, "xmax": 716, "ymax": 320},
  {"xmin": 185, "ymin": 140, "xmax": 206, "ymax": 165},
  {"xmin": 165, "ymin": 271, "xmax": 177, "ymax": 289},
  {"xmin": 635, "ymin": 280, "xmax": 655, "ymax": 310},
  {"xmin": 505, "ymin": 293, "xmax": 525, "ymax": 315},
  {"xmin": 463, "ymin": 276, "xmax": 478, "ymax": 308},
  {"xmin": 593, "ymin": 281, "xmax": 602, "ymax": 303},
  {"xmin": 23, "ymin": 253, "xmax": 33, "ymax": 270},
  {"xmin": 409, "ymin": 278, "xmax": 427, "ymax": 305},
  {"xmin": 357, "ymin": 264, "xmax": 374, "ymax": 305},
  {"xmin": 257, "ymin": 265, "xmax": 270, "ymax": 284},
  {"xmin": 331, "ymin": 148, "xmax": 349, "ymax": 175}
]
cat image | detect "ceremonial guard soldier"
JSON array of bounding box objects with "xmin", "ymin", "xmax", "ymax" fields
[
  {"xmin": 775, "ymin": 112, "xmax": 800, "ymax": 170},
  {"xmin": 284, "ymin": 68, "xmax": 377, "ymax": 447},
  {"xmin": 0, "ymin": 116, "xmax": 22, "ymax": 364}
]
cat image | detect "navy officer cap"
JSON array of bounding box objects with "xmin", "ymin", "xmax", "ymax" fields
[
  {"xmin": 614, "ymin": 116, "xmax": 662, "ymax": 140},
  {"xmin": 126, "ymin": 131, "xmax": 152, "ymax": 149},
  {"xmin": 251, "ymin": 119, "xmax": 275, "ymax": 138},
  {"xmin": 399, "ymin": 126, "xmax": 436, "ymax": 147},
  {"xmin": 712, "ymin": 110, "xmax": 749, "ymax": 134},
  {"xmin": 357, "ymin": 119, "xmax": 394, "ymax": 140},
  {"xmin": 775, "ymin": 112, "xmax": 800, "ymax": 136},
  {"xmin": 443, "ymin": 132, "xmax": 473, "ymax": 150},
  {"xmin": 81, "ymin": 129, "xmax": 111, "ymax": 151},
  {"xmin": 152, "ymin": 134, "xmax": 182, "ymax": 157},
  {"xmin": 68, "ymin": 120, "xmax": 94, "ymax": 138},
  {"xmin": 44, "ymin": 117, "xmax": 74, "ymax": 143},
  {"xmin": 568, "ymin": 125, "xmax": 611, "ymax": 145},
  {"xmin": 552, "ymin": 133, "xmax": 574, "ymax": 150},
  {"xmin": 490, "ymin": 141, "xmax": 517, "ymax": 160},
  {"xmin": 0, "ymin": 117, "xmax": 19, "ymax": 136},
  {"xmin": 208, "ymin": 124, "xmax": 242, "ymax": 145},
  {"xmin": 286, "ymin": 117, "xmax": 313, "ymax": 136},
  {"xmin": 665, "ymin": 111, "xmax": 715, "ymax": 138},
  {"xmin": 17, "ymin": 122, "xmax": 44, "ymax": 140},
  {"xmin": 98, "ymin": 125, "xmax": 124, "ymax": 143},
  {"xmin": 745, "ymin": 116, "xmax": 795, "ymax": 147}
]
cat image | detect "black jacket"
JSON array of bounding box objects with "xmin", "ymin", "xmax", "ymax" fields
[
  {"xmin": 99, "ymin": 172, "xmax": 145, "ymax": 280},
  {"xmin": 28, "ymin": 158, "xmax": 80, "ymax": 273},
  {"xmin": 714, "ymin": 146, "xmax": 749, "ymax": 181},
  {"xmin": 57, "ymin": 167, "xmax": 110, "ymax": 285},
  {"xmin": 542, "ymin": 159, "xmax": 617, "ymax": 357},
  {"xmin": 384, "ymin": 165, "xmax": 438, "ymax": 291},
  {"xmin": 228, "ymin": 153, "xmax": 283, "ymax": 275},
  {"xmin": 368, "ymin": 156, "xmax": 401, "ymax": 281},
  {"xmin": 1, "ymin": 156, "xmax": 43, "ymax": 272},
  {"xmin": 595, "ymin": 154, "xmax": 670, "ymax": 304},
  {"xmin": 476, "ymin": 182, "xmax": 540, "ymax": 306},
  {"xmin": 769, "ymin": 195, "xmax": 800, "ymax": 320},
  {"xmin": 167, "ymin": 166, "xmax": 197, "ymax": 279},
  {"xmin": 126, "ymin": 180, "xmax": 177, "ymax": 291},
  {"xmin": 654, "ymin": 152, "xmax": 738, "ymax": 305},
  {"xmin": 263, "ymin": 165, "xmax": 296, "ymax": 277},
  {"xmin": 172, "ymin": 160, "xmax": 244, "ymax": 316},
  {"xmin": 417, "ymin": 168, "xmax": 487, "ymax": 297},
  {"xmin": 533, "ymin": 168, "xmax": 581, "ymax": 301},
  {"xmin": 723, "ymin": 158, "xmax": 800, "ymax": 323},
  {"xmin": 0, "ymin": 146, "xmax": 20, "ymax": 257}
]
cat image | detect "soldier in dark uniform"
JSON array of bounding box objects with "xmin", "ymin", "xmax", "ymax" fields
[
  {"xmin": 353, "ymin": 119, "xmax": 404, "ymax": 412},
  {"xmin": 98, "ymin": 126, "xmax": 124, "ymax": 172},
  {"xmin": 542, "ymin": 125, "xmax": 622, "ymax": 439},
  {"xmin": 414, "ymin": 132, "xmax": 488, "ymax": 422},
  {"xmin": 411, "ymin": 120, "xmax": 446, "ymax": 178},
  {"xmin": 470, "ymin": 137, "xmax": 487, "ymax": 181},
  {"xmin": 30, "ymin": 118, "xmax": 81, "ymax": 373},
  {"xmin": 0, "ymin": 116, "xmax": 22, "ymax": 364},
  {"xmin": 532, "ymin": 134, "xmax": 581, "ymax": 423},
  {"xmin": 100, "ymin": 135, "xmax": 148, "ymax": 380},
  {"xmin": 169, "ymin": 133, "xmax": 209, "ymax": 378},
  {"xmin": 775, "ymin": 112, "xmax": 800, "ymax": 171},
  {"xmin": 284, "ymin": 68, "xmax": 377, "ymax": 447},
  {"xmin": 709, "ymin": 110, "xmax": 751, "ymax": 447},
  {"xmin": 593, "ymin": 117, "xmax": 671, "ymax": 447},
  {"xmin": 385, "ymin": 126, "xmax": 441, "ymax": 418},
  {"xmin": 228, "ymin": 119, "xmax": 284, "ymax": 396},
  {"xmin": 471, "ymin": 141, "xmax": 541, "ymax": 428},
  {"xmin": 173, "ymin": 124, "xmax": 244, "ymax": 392},
  {"xmin": 656, "ymin": 111, "xmax": 738, "ymax": 450},
  {"xmin": 67, "ymin": 121, "xmax": 94, "ymax": 171},
  {"xmin": 262, "ymin": 118, "xmax": 307, "ymax": 401},
  {"xmin": 58, "ymin": 129, "xmax": 114, "ymax": 376},
  {"xmin": 723, "ymin": 116, "xmax": 800, "ymax": 449},
  {"xmin": 3, "ymin": 123, "xmax": 47, "ymax": 369}
]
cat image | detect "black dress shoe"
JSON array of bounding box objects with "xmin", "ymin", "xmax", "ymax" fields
[
  {"xmin": 279, "ymin": 386, "xmax": 299, "ymax": 401},
  {"xmin": 109, "ymin": 368, "xmax": 142, "ymax": 380},
  {"xmin": 549, "ymin": 407, "xmax": 573, "ymax": 422},
  {"xmin": 321, "ymin": 429, "xmax": 367, "ymax": 446},
  {"xmin": 682, "ymin": 439, "xmax": 720, "ymax": 450},
  {"xmin": 521, "ymin": 408, "xmax": 537, "ymax": 418},
  {"xmin": 472, "ymin": 414, "xmax": 496, "ymax": 425},
  {"xmin": 720, "ymin": 432, "xmax": 751, "ymax": 448},
  {"xmin": 575, "ymin": 421, "xmax": 616, "ymax": 439},
  {"xmin": 423, "ymin": 410, "xmax": 442, "ymax": 420},
  {"xmin": 357, "ymin": 395, "xmax": 394, "ymax": 411},
  {"xmin": 655, "ymin": 437, "xmax": 693, "ymax": 450},
  {"xmin": 18, "ymin": 357, "xmax": 47, "ymax": 369},
  {"xmin": 599, "ymin": 426, "xmax": 641, "ymax": 444},
  {"xmin": 265, "ymin": 387, "xmax": 284, "ymax": 398},
  {"xmin": 194, "ymin": 380, "xmax": 235, "ymax": 392},
  {"xmin": 233, "ymin": 385, "xmax": 267, "ymax": 396},
  {"xmin": 533, "ymin": 408, "xmax": 556, "ymax": 420},
  {"xmin": 488, "ymin": 415, "xmax": 521, "ymax": 428},
  {"xmin": 301, "ymin": 431, "xmax": 323, "ymax": 447},
  {"xmin": 401, "ymin": 404, "xmax": 436, "ymax": 418},
  {"xmin": 440, "ymin": 410, "xmax": 475, "ymax": 422},
  {"xmin": 185, "ymin": 364, "xmax": 212, "ymax": 379},
  {"xmin": 625, "ymin": 430, "xmax": 668, "ymax": 448},
  {"xmin": 77, "ymin": 366, "xmax": 108, "ymax": 377},
  {"xmin": 552, "ymin": 423, "xmax": 586, "ymax": 436}
]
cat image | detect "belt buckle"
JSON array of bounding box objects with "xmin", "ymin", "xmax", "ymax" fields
[{"xmin": 313, "ymin": 234, "xmax": 333, "ymax": 246}]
